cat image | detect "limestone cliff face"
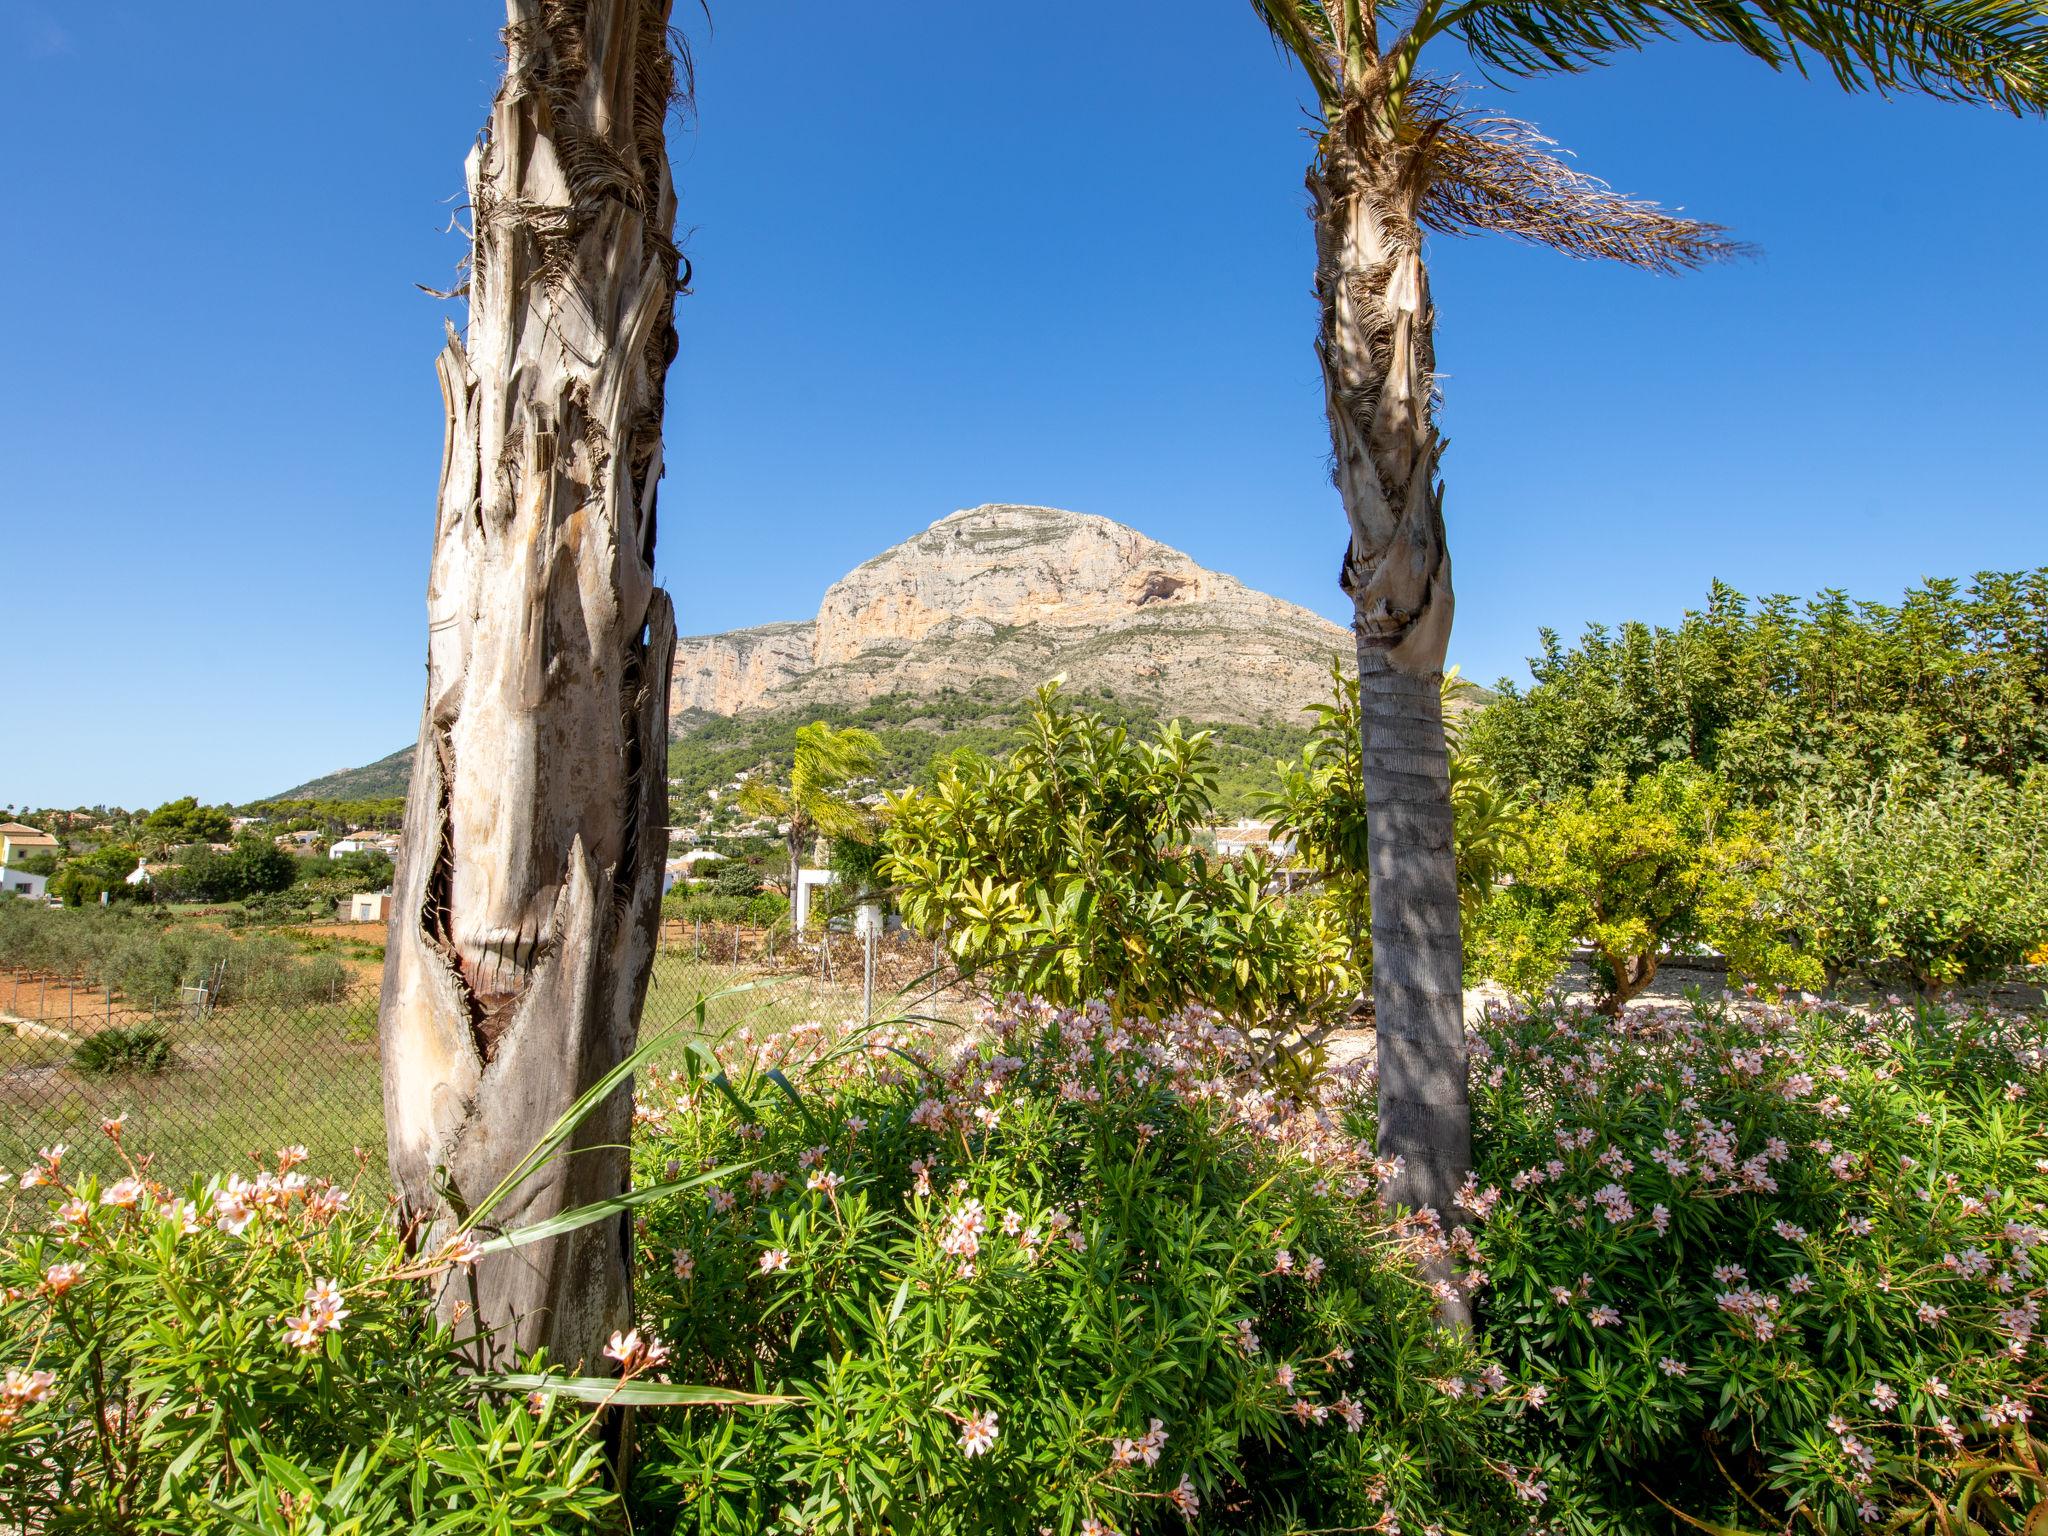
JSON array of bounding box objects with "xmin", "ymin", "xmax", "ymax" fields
[
  {"xmin": 668, "ymin": 621, "xmax": 815, "ymax": 717},
  {"xmin": 668, "ymin": 505, "xmax": 1352, "ymax": 727}
]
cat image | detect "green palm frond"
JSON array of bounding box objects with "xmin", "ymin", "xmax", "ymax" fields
[
  {"xmin": 1434, "ymin": 0, "xmax": 2048, "ymax": 113},
  {"xmin": 1249, "ymin": 0, "xmax": 1347, "ymax": 105}
]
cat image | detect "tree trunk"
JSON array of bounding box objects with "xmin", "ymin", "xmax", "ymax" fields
[
  {"xmin": 380, "ymin": 0, "xmax": 682, "ymax": 1370},
  {"xmin": 1310, "ymin": 130, "xmax": 1470, "ymax": 1324}
]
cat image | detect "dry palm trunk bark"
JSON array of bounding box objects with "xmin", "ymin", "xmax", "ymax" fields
[
  {"xmin": 1311, "ymin": 125, "xmax": 1471, "ymax": 1324},
  {"xmin": 380, "ymin": 0, "xmax": 681, "ymax": 1370}
]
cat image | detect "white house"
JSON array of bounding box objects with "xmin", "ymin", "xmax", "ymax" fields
[
  {"xmin": 124, "ymin": 856, "xmax": 153, "ymax": 887},
  {"xmin": 1, "ymin": 867, "xmax": 48, "ymax": 900},
  {"xmin": 330, "ymin": 832, "xmax": 401, "ymax": 860},
  {"xmin": 661, "ymin": 849, "xmax": 728, "ymax": 894}
]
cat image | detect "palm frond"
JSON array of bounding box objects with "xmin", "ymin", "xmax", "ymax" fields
[
  {"xmin": 1435, "ymin": 0, "xmax": 2048, "ymax": 113},
  {"xmin": 1415, "ymin": 91, "xmax": 1748, "ymax": 269},
  {"xmin": 1249, "ymin": 0, "xmax": 1346, "ymax": 105}
]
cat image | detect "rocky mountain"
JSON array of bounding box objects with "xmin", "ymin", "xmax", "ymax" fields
[
  {"xmin": 271, "ymin": 504, "xmax": 1357, "ymax": 804},
  {"xmin": 671, "ymin": 504, "xmax": 1352, "ymax": 726}
]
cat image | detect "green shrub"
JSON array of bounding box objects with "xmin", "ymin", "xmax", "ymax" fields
[
  {"xmin": 625, "ymin": 1003, "xmax": 1513, "ymax": 1534},
  {"xmin": 659, "ymin": 889, "xmax": 789, "ymax": 926},
  {"xmin": 708, "ymin": 858, "xmax": 762, "ymax": 898},
  {"xmin": 72, "ymin": 1025, "xmax": 173, "ymax": 1075},
  {"xmin": 1459, "ymin": 992, "xmax": 2048, "ymax": 1532},
  {"xmin": 0, "ymin": 1141, "xmax": 615, "ymax": 1533},
  {"xmin": 884, "ymin": 683, "xmax": 1359, "ymax": 1030},
  {"xmin": 1762, "ymin": 768, "xmax": 2048, "ymax": 993},
  {"xmin": 1467, "ymin": 763, "xmax": 1794, "ymax": 1009}
]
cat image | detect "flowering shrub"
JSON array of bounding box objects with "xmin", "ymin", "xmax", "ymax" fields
[
  {"xmin": 1461, "ymin": 991, "xmax": 2048, "ymax": 1532},
  {"xmin": 624, "ymin": 1003, "xmax": 1529, "ymax": 1534},
  {"xmin": 0, "ymin": 1129, "xmax": 614, "ymax": 1534}
]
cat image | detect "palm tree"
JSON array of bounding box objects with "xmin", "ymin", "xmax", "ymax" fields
[
  {"xmin": 1250, "ymin": 0, "xmax": 2048, "ymax": 1316},
  {"xmin": 738, "ymin": 722, "xmax": 884, "ymax": 919},
  {"xmin": 379, "ymin": 0, "xmax": 685, "ymax": 1369}
]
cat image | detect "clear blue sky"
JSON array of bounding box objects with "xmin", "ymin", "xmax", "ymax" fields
[{"xmin": 2, "ymin": 1, "xmax": 2041, "ymax": 811}]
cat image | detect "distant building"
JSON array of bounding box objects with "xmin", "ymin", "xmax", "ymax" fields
[
  {"xmin": 276, "ymin": 829, "xmax": 322, "ymax": 853},
  {"xmin": 661, "ymin": 848, "xmax": 727, "ymax": 893},
  {"xmin": 124, "ymin": 857, "xmax": 155, "ymax": 887},
  {"xmin": 346, "ymin": 890, "xmax": 393, "ymax": 923},
  {"xmin": 330, "ymin": 832, "xmax": 401, "ymax": 860},
  {"xmin": 1212, "ymin": 819, "xmax": 1297, "ymax": 860},
  {"xmin": 0, "ymin": 822, "xmax": 58, "ymax": 866},
  {"xmin": 1, "ymin": 867, "xmax": 48, "ymax": 900}
]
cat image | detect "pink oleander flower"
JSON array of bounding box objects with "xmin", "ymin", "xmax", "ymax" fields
[
  {"xmin": 806, "ymin": 1169, "xmax": 843, "ymax": 1195},
  {"xmin": 603, "ymin": 1329, "xmax": 670, "ymax": 1375},
  {"xmin": 1169, "ymin": 1474, "xmax": 1201, "ymax": 1516},
  {"xmin": 443, "ymin": 1232, "xmax": 485, "ymax": 1269},
  {"xmin": 277, "ymin": 1145, "xmax": 309, "ymax": 1172},
  {"xmin": 1924, "ymin": 1375, "xmax": 1950, "ymax": 1400},
  {"xmin": 1337, "ymin": 1395, "xmax": 1365, "ymax": 1430},
  {"xmin": 1658, "ymin": 1357, "xmax": 1689, "ymax": 1377},
  {"xmin": 54, "ymin": 1198, "xmax": 89, "ymax": 1228},
  {"xmin": 99, "ymin": 1114, "xmax": 127, "ymax": 1139},
  {"xmin": 672, "ymin": 1248, "xmax": 695, "ymax": 1280},
  {"xmin": 1272, "ymin": 1248, "xmax": 1295, "ymax": 1274},
  {"xmin": 758, "ymin": 1248, "xmax": 791, "ymax": 1274},
  {"xmin": 1079, "ymin": 1520, "xmax": 1119, "ymax": 1536},
  {"xmin": 958, "ymin": 1408, "xmax": 998, "ymax": 1458},
  {"xmin": 1870, "ymin": 1381, "xmax": 1898, "ymax": 1410},
  {"xmin": 40, "ymin": 1262, "xmax": 86, "ymax": 1297},
  {"xmin": 1589, "ymin": 1305, "xmax": 1620, "ymax": 1327}
]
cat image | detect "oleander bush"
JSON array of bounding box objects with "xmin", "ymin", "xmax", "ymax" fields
[
  {"xmin": 0, "ymin": 1138, "xmax": 616, "ymax": 1535},
  {"xmin": 1452, "ymin": 991, "xmax": 2048, "ymax": 1533},
  {"xmin": 622, "ymin": 1001, "xmax": 1525, "ymax": 1535}
]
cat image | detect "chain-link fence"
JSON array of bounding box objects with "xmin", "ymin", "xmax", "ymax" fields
[{"xmin": 0, "ymin": 919, "xmax": 975, "ymax": 1191}]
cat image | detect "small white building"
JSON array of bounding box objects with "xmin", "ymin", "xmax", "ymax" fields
[
  {"xmin": 1, "ymin": 867, "xmax": 48, "ymax": 900},
  {"xmin": 346, "ymin": 890, "xmax": 393, "ymax": 922},
  {"xmin": 331, "ymin": 832, "xmax": 401, "ymax": 860}
]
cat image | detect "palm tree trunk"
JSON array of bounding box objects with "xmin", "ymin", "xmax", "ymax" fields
[
  {"xmin": 1310, "ymin": 132, "xmax": 1470, "ymax": 1324},
  {"xmin": 379, "ymin": 0, "xmax": 682, "ymax": 1370}
]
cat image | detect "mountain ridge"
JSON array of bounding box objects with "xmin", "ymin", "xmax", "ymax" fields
[{"xmin": 270, "ymin": 504, "xmax": 1359, "ymax": 802}]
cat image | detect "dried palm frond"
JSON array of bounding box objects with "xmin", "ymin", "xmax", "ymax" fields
[{"xmin": 1413, "ymin": 91, "xmax": 1747, "ymax": 269}]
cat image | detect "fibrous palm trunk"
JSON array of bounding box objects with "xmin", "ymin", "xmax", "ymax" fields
[
  {"xmin": 380, "ymin": 0, "xmax": 681, "ymax": 1370},
  {"xmin": 1310, "ymin": 126, "xmax": 1471, "ymax": 1323}
]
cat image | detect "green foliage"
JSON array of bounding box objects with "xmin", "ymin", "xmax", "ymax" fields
[
  {"xmin": 72, "ymin": 1024, "xmax": 174, "ymax": 1075},
  {"xmin": 141, "ymin": 795, "xmax": 235, "ymax": 848},
  {"xmin": 667, "ymin": 687, "xmax": 1320, "ymax": 824},
  {"xmin": 1467, "ymin": 763, "xmax": 1778, "ymax": 1009},
  {"xmin": 1461, "ymin": 992, "xmax": 2048, "ymax": 1532},
  {"xmin": 658, "ymin": 890, "xmax": 789, "ymax": 927},
  {"xmin": 1468, "ymin": 572, "xmax": 2048, "ymax": 806},
  {"xmin": 49, "ymin": 842, "xmax": 147, "ymax": 908},
  {"xmin": 1760, "ymin": 768, "xmax": 2048, "ymax": 993},
  {"xmin": 0, "ymin": 903, "xmax": 350, "ymax": 1007},
  {"xmin": 708, "ymin": 858, "xmax": 763, "ymax": 898},
  {"xmin": 0, "ymin": 1143, "xmax": 615, "ymax": 1533},
  {"xmin": 149, "ymin": 833, "xmax": 302, "ymax": 905},
  {"xmin": 625, "ymin": 1001, "xmax": 1505, "ymax": 1535},
  {"xmin": 884, "ymin": 684, "xmax": 1359, "ymax": 1027},
  {"xmin": 330, "ymin": 849, "xmax": 396, "ymax": 889},
  {"xmin": 9, "ymin": 851, "xmax": 58, "ymax": 876}
]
